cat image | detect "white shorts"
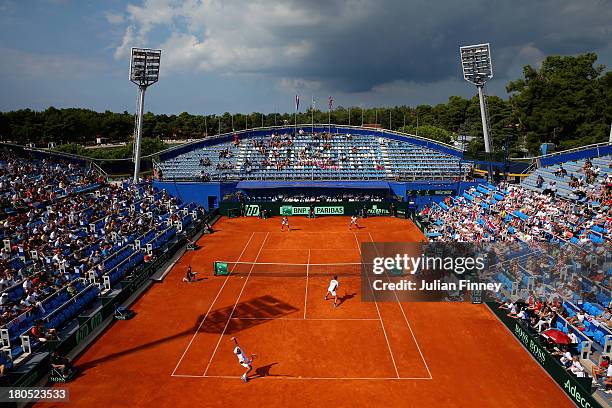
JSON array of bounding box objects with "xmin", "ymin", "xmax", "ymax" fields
[
  {"xmin": 328, "ymin": 290, "xmax": 337, "ymax": 297},
  {"xmin": 240, "ymin": 362, "xmax": 251, "ymax": 368}
]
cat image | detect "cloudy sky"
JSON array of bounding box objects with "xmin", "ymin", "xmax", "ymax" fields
[{"xmin": 0, "ymin": 0, "xmax": 611, "ymax": 115}]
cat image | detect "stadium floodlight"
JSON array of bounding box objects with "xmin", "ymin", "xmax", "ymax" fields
[
  {"xmin": 460, "ymin": 43, "xmax": 493, "ymax": 154},
  {"xmin": 129, "ymin": 47, "xmax": 161, "ymax": 183}
]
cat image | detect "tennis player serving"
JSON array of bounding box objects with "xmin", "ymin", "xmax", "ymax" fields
[{"xmin": 232, "ymin": 337, "xmax": 255, "ymax": 382}]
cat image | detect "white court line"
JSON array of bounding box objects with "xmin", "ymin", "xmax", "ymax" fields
[
  {"xmin": 171, "ymin": 232, "xmax": 256, "ymax": 376},
  {"xmin": 204, "ymin": 375, "xmax": 432, "ymax": 380},
  {"xmin": 304, "ymin": 249, "xmax": 310, "ymax": 319},
  {"xmin": 216, "ymin": 261, "xmax": 362, "ymax": 266},
  {"xmin": 230, "ymin": 317, "xmax": 380, "ymax": 321},
  {"xmin": 354, "ymin": 232, "xmax": 400, "ymax": 379},
  {"xmin": 202, "ymin": 232, "xmax": 270, "ymax": 376},
  {"xmin": 171, "ymin": 373, "xmax": 431, "ymax": 380},
  {"xmin": 367, "ymin": 232, "xmax": 432, "ymax": 380},
  {"xmin": 264, "ymin": 248, "xmax": 358, "ymax": 250}
]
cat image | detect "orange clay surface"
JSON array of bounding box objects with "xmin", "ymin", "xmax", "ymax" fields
[{"xmin": 35, "ymin": 216, "xmax": 573, "ymax": 408}]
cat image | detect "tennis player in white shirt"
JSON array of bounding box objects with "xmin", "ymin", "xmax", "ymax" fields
[
  {"xmin": 232, "ymin": 337, "xmax": 255, "ymax": 383},
  {"xmin": 324, "ymin": 275, "xmax": 340, "ymax": 308}
]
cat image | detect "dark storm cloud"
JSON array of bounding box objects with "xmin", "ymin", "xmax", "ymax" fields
[{"xmin": 258, "ymin": 0, "xmax": 612, "ymax": 92}]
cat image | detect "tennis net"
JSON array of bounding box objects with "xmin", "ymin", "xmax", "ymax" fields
[{"xmin": 213, "ymin": 261, "xmax": 373, "ymax": 277}]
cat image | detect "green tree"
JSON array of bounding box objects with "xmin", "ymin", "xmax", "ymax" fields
[{"xmin": 398, "ymin": 124, "xmax": 454, "ymax": 144}]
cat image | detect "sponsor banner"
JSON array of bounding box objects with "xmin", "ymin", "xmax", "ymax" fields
[
  {"xmin": 406, "ymin": 189, "xmax": 456, "ymax": 196},
  {"xmin": 221, "ymin": 202, "xmax": 410, "ymax": 217},
  {"xmin": 368, "ymin": 205, "xmax": 390, "ymax": 216},
  {"xmin": 315, "ymin": 206, "xmax": 344, "ymax": 215},
  {"xmin": 243, "ymin": 204, "xmax": 260, "ymax": 217},
  {"xmin": 281, "ymin": 206, "xmax": 344, "ymax": 216}
]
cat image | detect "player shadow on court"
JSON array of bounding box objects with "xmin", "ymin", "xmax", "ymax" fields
[
  {"xmin": 199, "ymin": 295, "xmax": 300, "ymax": 334},
  {"xmin": 74, "ymin": 297, "xmax": 297, "ymax": 375},
  {"xmin": 337, "ymin": 292, "xmax": 357, "ymax": 306},
  {"xmin": 250, "ymin": 362, "xmax": 280, "ymax": 379}
]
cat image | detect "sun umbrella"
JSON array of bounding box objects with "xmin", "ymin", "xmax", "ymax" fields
[{"xmin": 542, "ymin": 328, "xmax": 571, "ymax": 345}]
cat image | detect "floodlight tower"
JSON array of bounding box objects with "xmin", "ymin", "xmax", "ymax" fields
[
  {"xmin": 129, "ymin": 47, "xmax": 161, "ymax": 183},
  {"xmin": 460, "ymin": 43, "xmax": 493, "ymax": 154}
]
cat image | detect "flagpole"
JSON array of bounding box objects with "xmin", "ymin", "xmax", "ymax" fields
[
  {"xmin": 348, "ymin": 107, "xmax": 351, "ymax": 126},
  {"xmin": 328, "ymin": 95, "xmax": 332, "ymax": 134},
  {"xmin": 311, "ymin": 95, "xmax": 314, "ymax": 135}
]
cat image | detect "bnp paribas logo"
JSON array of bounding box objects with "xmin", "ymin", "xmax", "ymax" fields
[{"xmin": 280, "ymin": 206, "xmax": 293, "ymax": 216}]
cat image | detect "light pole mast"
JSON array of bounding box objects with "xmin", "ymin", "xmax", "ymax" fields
[
  {"xmin": 129, "ymin": 48, "xmax": 161, "ymax": 183},
  {"xmin": 460, "ymin": 43, "xmax": 493, "ymax": 178},
  {"xmin": 476, "ymin": 85, "xmax": 491, "ymax": 153}
]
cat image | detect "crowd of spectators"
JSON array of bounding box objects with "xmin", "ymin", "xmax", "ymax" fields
[
  {"xmin": 0, "ymin": 154, "xmax": 184, "ymax": 331},
  {"xmin": 243, "ymin": 192, "xmax": 389, "ymax": 203},
  {"xmin": 0, "ymin": 154, "xmax": 101, "ymax": 218},
  {"xmin": 500, "ymin": 293, "xmax": 612, "ymax": 393},
  {"xmin": 434, "ymin": 158, "xmax": 612, "ymax": 397},
  {"xmin": 232, "ymin": 131, "xmax": 371, "ymax": 174},
  {"xmin": 421, "ymin": 170, "xmax": 611, "ymax": 244}
]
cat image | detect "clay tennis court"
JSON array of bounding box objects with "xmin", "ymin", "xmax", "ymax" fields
[{"xmin": 36, "ymin": 217, "xmax": 573, "ymax": 407}]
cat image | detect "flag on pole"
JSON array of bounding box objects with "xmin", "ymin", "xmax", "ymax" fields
[
  {"xmin": 328, "ymin": 96, "xmax": 334, "ymax": 110},
  {"xmin": 295, "ymin": 95, "xmax": 300, "ymax": 112}
]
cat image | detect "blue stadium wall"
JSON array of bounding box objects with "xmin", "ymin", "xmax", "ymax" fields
[
  {"xmin": 153, "ymin": 180, "xmax": 486, "ymax": 211},
  {"xmin": 538, "ymin": 143, "xmax": 612, "ymax": 167}
]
